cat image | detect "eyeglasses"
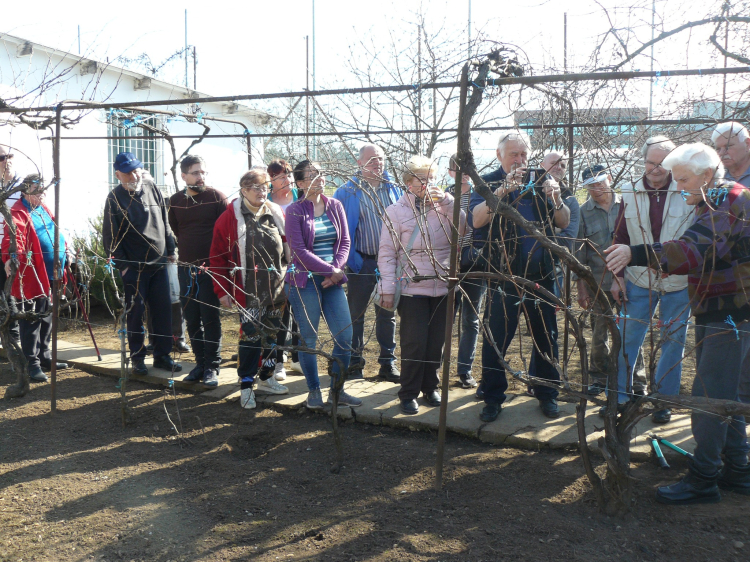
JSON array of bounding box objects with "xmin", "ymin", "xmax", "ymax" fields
[
  {"xmin": 0, "ymin": 154, "xmax": 14, "ymax": 162},
  {"xmin": 242, "ymin": 183, "xmax": 269, "ymax": 193},
  {"xmin": 187, "ymin": 170, "xmax": 208, "ymax": 177}
]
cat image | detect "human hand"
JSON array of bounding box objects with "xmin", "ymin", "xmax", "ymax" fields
[
  {"xmin": 427, "ymin": 186, "xmax": 445, "ymax": 203},
  {"xmin": 604, "ymin": 244, "xmax": 632, "ymax": 276},
  {"xmin": 610, "ymin": 277, "xmax": 627, "ymax": 305},
  {"xmin": 167, "ymin": 254, "xmax": 177, "ymax": 263},
  {"xmin": 329, "ymin": 267, "xmax": 344, "ymax": 284},
  {"xmin": 4, "ymin": 260, "xmax": 10, "ymax": 277},
  {"xmin": 505, "ymin": 166, "xmax": 526, "ymax": 186},
  {"xmin": 321, "ymin": 278, "xmax": 334, "ymax": 288},
  {"xmin": 543, "ymin": 178, "xmax": 562, "ymax": 205},
  {"xmin": 219, "ymin": 295, "xmax": 233, "ymax": 308},
  {"xmin": 380, "ymin": 294, "xmax": 394, "ymax": 309}
]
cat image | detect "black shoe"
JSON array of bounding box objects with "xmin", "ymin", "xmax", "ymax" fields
[
  {"xmin": 348, "ymin": 360, "xmax": 365, "ymax": 380},
  {"xmin": 656, "ymin": 466, "xmax": 721, "ymax": 505},
  {"xmin": 652, "ymin": 409, "xmax": 672, "ymax": 424},
  {"xmin": 39, "ymin": 359, "xmax": 69, "ymax": 371},
  {"xmin": 539, "ymin": 398, "xmax": 560, "ymax": 419},
  {"xmin": 131, "ymin": 357, "xmax": 148, "ymax": 376},
  {"xmin": 153, "ymin": 355, "xmax": 183, "ymax": 372},
  {"xmin": 400, "ymin": 398, "xmax": 419, "ymax": 415},
  {"xmin": 378, "ymin": 363, "xmax": 401, "ymax": 383},
  {"xmin": 423, "ymin": 390, "xmax": 441, "ymax": 407},
  {"xmin": 475, "ymin": 382, "xmax": 485, "ymax": 400},
  {"xmin": 586, "ymin": 381, "xmax": 606, "ymax": 396},
  {"xmin": 183, "ymin": 364, "xmax": 204, "ymax": 383},
  {"xmin": 480, "ymin": 403, "xmax": 501, "ymax": 422},
  {"xmin": 202, "ymin": 369, "xmax": 219, "ymax": 387},
  {"xmin": 718, "ymin": 461, "xmax": 750, "ymax": 495},
  {"xmin": 28, "ymin": 366, "xmax": 48, "ymax": 383},
  {"xmin": 145, "ymin": 344, "xmax": 154, "ymax": 355},
  {"xmin": 459, "ymin": 373, "xmax": 478, "ymax": 389},
  {"xmin": 173, "ymin": 340, "xmax": 191, "ymax": 353}
]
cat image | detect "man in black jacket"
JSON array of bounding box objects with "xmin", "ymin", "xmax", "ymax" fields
[
  {"xmin": 102, "ymin": 152, "xmax": 182, "ymax": 375},
  {"xmin": 469, "ymin": 132, "xmax": 570, "ymax": 422}
]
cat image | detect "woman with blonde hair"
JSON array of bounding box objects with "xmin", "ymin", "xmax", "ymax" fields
[{"xmin": 377, "ymin": 155, "xmax": 464, "ymax": 415}]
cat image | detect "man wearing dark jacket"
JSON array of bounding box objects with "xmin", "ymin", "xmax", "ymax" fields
[
  {"xmin": 469, "ymin": 131, "xmax": 570, "ymax": 422},
  {"xmin": 102, "ymin": 152, "xmax": 181, "ymax": 375}
]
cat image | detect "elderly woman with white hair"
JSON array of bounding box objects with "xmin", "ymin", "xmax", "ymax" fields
[
  {"xmin": 606, "ymin": 142, "xmax": 750, "ymax": 505},
  {"xmin": 377, "ymin": 155, "xmax": 464, "ymax": 415}
]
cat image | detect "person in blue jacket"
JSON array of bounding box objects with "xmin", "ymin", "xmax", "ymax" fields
[{"xmin": 332, "ymin": 144, "xmax": 402, "ymax": 381}]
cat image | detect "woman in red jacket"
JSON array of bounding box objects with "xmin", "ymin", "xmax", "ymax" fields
[
  {"xmin": 1, "ymin": 176, "xmax": 68, "ymax": 382},
  {"xmin": 210, "ymin": 168, "xmax": 290, "ymax": 409}
]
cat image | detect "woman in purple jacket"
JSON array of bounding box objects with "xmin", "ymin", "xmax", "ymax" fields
[{"xmin": 285, "ymin": 160, "xmax": 362, "ymax": 409}]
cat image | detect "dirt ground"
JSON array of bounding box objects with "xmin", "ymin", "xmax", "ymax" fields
[
  {"xmin": 2, "ymin": 365, "xmax": 749, "ymax": 562},
  {"xmin": 0, "ymin": 297, "xmax": 730, "ymax": 562}
]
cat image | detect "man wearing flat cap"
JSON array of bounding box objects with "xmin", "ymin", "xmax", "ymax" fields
[
  {"xmin": 609, "ymin": 136, "xmax": 693, "ymax": 424},
  {"xmin": 102, "ymin": 152, "xmax": 182, "ymax": 376}
]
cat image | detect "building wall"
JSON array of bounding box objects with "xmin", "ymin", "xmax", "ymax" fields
[{"xmin": 0, "ymin": 37, "xmax": 261, "ymax": 236}]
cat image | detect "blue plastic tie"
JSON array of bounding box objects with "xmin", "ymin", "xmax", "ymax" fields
[
  {"xmin": 725, "ymin": 315, "xmax": 740, "ymax": 340},
  {"xmin": 680, "ymin": 190, "xmax": 690, "ymax": 201},
  {"xmin": 308, "ymin": 271, "xmax": 314, "ymax": 279},
  {"xmin": 268, "ymin": 265, "xmax": 277, "ymax": 273},
  {"xmin": 288, "ymin": 264, "xmax": 296, "ymax": 274},
  {"xmin": 374, "ymin": 267, "xmax": 380, "ymax": 281},
  {"xmin": 167, "ymin": 379, "xmax": 174, "ymax": 388},
  {"xmin": 115, "ymin": 377, "xmax": 124, "ymax": 390}
]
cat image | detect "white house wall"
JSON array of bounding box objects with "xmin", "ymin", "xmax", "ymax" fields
[{"xmin": 0, "ymin": 36, "xmax": 264, "ymax": 237}]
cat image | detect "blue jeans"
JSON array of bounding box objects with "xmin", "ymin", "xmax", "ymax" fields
[
  {"xmin": 285, "ymin": 277, "xmax": 353, "ymax": 391},
  {"xmin": 615, "ymin": 281, "xmax": 690, "ymax": 404},
  {"xmin": 345, "ymin": 257, "xmax": 397, "ymax": 366},
  {"xmin": 455, "ymin": 278, "xmax": 487, "ymax": 375},
  {"xmin": 481, "ymin": 280, "xmax": 560, "ymax": 405},
  {"xmin": 691, "ymin": 321, "xmax": 749, "ymax": 474}
]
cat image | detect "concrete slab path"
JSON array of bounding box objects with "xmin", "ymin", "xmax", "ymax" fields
[{"xmin": 17, "ymin": 340, "xmax": 697, "ymax": 462}]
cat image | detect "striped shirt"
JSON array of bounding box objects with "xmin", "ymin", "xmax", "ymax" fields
[
  {"xmin": 312, "ymin": 214, "xmax": 337, "ymax": 264},
  {"xmin": 356, "ymin": 182, "xmax": 395, "ymax": 256}
]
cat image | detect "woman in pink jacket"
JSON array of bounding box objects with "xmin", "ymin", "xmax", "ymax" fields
[{"xmin": 377, "ymin": 156, "xmax": 464, "ymax": 415}]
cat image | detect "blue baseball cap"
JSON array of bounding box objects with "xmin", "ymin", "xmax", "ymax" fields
[
  {"xmin": 114, "ymin": 152, "xmax": 143, "ymax": 173},
  {"xmin": 581, "ymin": 164, "xmax": 609, "ymax": 186}
]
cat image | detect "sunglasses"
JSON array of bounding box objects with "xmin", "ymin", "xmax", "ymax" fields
[{"xmin": 0, "ymin": 154, "xmax": 14, "ymax": 162}]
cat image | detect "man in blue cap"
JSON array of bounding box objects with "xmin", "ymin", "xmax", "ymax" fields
[{"xmin": 102, "ymin": 152, "xmax": 182, "ymax": 375}]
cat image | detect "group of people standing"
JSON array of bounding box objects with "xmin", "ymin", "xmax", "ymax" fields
[{"xmin": 3, "ymin": 118, "xmax": 748, "ymax": 507}]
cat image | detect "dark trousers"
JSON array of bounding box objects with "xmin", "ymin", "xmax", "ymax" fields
[
  {"xmin": 238, "ymin": 305, "xmax": 283, "ymax": 389},
  {"xmin": 397, "ymin": 295, "xmax": 448, "ymax": 401},
  {"xmin": 147, "ymin": 303, "xmax": 186, "ymax": 344},
  {"xmin": 276, "ymin": 302, "xmax": 299, "ymax": 363},
  {"xmin": 19, "ymin": 297, "xmax": 51, "ymax": 370},
  {"xmin": 691, "ymin": 321, "xmax": 750, "ymax": 474},
  {"xmin": 346, "ymin": 256, "xmax": 397, "ymax": 366},
  {"xmin": 0, "ymin": 260, "xmax": 20, "ymax": 344},
  {"xmin": 482, "ymin": 280, "xmax": 560, "ymax": 405},
  {"xmin": 123, "ymin": 267, "xmax": 172, "ymax": 360},
  {"xmin": 178, "ymin": 267, "xmax": 222, "ymax": 369}
]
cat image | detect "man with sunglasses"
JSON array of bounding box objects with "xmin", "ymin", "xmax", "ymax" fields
[
  {"xmin": 168, "ymin": 155, "xmax": 228, "ymax": 387},
  {"xmin": 0, "ymin": 146, "xmax": 22, "ymax": 347}
]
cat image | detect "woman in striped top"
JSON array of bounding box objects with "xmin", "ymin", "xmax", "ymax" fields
[{"xmin": 284, "ymin": 160, "xmax": 361, "ymax": 410}]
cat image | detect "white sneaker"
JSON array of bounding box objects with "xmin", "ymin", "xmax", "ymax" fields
[
  {"xmin": 273, "ymin": 362, "xmax": 287, "ymax": 381},
  {"xmin": 258, "ymin": 377, "xmax": 289, "ymax": 395},
  {"xmin": 288, "ymin": 361, "xmax": 303, "ymax": 374},
  {"xmin": 240, "ymin": 388, "xmax": 256, "ymax": 409}
]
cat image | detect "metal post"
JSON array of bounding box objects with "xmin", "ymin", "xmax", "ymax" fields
[
  {"xmin": 435, "ymin": 63, "xmax": 469, "ymax": 490},
  {"xmin": 184, "ymin": 10, "xmax": 189, "ymax": 89},
  {"xmin": 417, "ymin": 24, "xmax": 422, "ymax": 154},
  {"xmin": 246, "ymin": 130, "xmax": 252, "ymax": 168},
  {"xmin": 312, "ymin": 0, "xmax": 317, "ymax": 160},
  {"xmin": 306, "ymin": 36, "xmax": 310, "ymax": 158},
  {"xmin": 193, "ymin": 46, "xmax": 197, "ymax": 91},
  {"xmin": 77, "ymin": 25, "xmax": 81, "ymax": 55},
  {"xmin": 50, "ymin": 104, "xmax": 63, "ymax": 414}
]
